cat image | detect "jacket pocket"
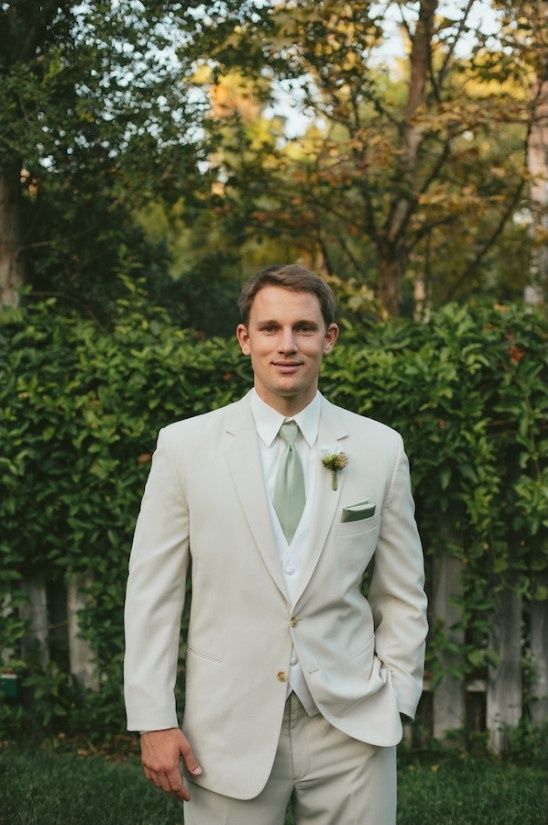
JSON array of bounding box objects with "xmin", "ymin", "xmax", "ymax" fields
[
  {"xmin": 186, "ymin": 645, "xmax": 224, "ymax": 663},
  {"xmin": 335, "ymin": 517, "xmax": 378, "ymax": 538}
]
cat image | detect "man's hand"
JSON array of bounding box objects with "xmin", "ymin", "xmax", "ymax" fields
[{"xmin": 140, "ymin": 728, "xmax": 202, "ymax": 802}]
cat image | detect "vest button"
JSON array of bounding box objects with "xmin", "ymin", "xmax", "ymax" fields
[
  {"xmin": 290, "ymin": 617, "xmax": 299, "ymax": 627},
  {"xmin": 277, "ymin": 671, "xmax": 287, "ymax": 683}
]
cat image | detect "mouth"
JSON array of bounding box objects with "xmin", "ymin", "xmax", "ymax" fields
[{"xmin": 272, "ymin": 361, "xmax": 302, "ymax": 373}]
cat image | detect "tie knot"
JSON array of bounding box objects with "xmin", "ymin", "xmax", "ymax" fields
[{"xmin": 279, "ymin": 420, "xmax": 299, "ymax": 447}]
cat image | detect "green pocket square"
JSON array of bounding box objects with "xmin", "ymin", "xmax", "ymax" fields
[{"xmin": 341, "ymin": 501, "xmax": 376, "ymax": 523}]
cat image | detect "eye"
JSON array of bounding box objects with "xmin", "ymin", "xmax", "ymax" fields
[{"xmin": 260, "ymin": 323, "xmax": 278, "ymax": 333}]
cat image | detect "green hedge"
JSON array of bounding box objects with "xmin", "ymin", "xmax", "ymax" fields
[{"xmin": 1, "ymin": 286, "xmax": 546, "ymax": 739}]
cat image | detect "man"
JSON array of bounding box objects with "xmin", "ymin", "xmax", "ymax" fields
[{"xmin": 124, "ymin": 264, "xmax": 428, "ymax": 825}]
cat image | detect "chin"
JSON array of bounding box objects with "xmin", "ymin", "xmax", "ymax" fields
[{"xmin": 274, "ymin": 380, "xmax": 303, "ymax": 395}]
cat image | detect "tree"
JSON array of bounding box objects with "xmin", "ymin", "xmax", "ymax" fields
[
  {"xmin": 522, "ymin": 1, "xmax": 548, "ymax": 305},
  {"xmin": 4, "ymin": 2, "xmax": 544, "ymax": 319},
  {"xmin": 192, "ymin": 0, "xmax": 545, "ymax": 315},
  {"xmin": 134, "ymin": 68, "xmax": 310, "ymax": 334},
  {"xmin": 0, "ymin": 1, "xmax": 207, "ymax": 314}
]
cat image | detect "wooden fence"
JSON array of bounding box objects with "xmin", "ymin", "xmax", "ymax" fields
[
  {"xmin": 2, "ymin": 555, "xmax": 547, "ymax": 753},
  {"xmin": 429, "ymin": 555, "xmax": 547, "ymax": 752}
]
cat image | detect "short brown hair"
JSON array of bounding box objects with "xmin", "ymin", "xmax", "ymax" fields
[{"xmin": 238, "ymin": 264, "xmax": 337, "ymax": 327}]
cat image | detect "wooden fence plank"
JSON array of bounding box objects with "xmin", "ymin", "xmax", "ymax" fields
[
  {"xmin": 530, "ymin": 572, "xmax": 548, "ymax": 727},
  {"xmin": 432, "ymin": 553, "xmax": 465, "ymax": 740},
  {"xmin": 67, "ymin": 576, "xmax": 98, "ymax": 691},
  {"xmin": 20, "ymin": 580, "xmax": 49, "ymax": 667},
  {"xmin": 487, "ymin": 588, "xmax": 523, "ymax": 753},
  {"xmin": 1, "ymin": 591, "xmax": 14, "ymax": 666}
]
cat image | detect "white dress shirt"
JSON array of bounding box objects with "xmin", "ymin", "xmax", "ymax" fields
[{"xmin": 250, "ymin": 389, "xmax": 321, "ymax": 715}]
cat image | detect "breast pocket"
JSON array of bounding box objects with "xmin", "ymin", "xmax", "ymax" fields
[
  {"xmin": 334, "ymin": 518, "xmax": 379, "ymax": 577},
  {"xmin": 335, "ymin": 515, "xmax": 378, "ymax": 539}
]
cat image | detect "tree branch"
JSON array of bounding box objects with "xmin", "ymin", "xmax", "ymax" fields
[
  {"xmin": 397, "ymin": 4, "xmax": 413, "ymax": 43},
  {"xmin": 408, "ymin": 214, "xmax": 459, "ymax": 251},
  {"xmin": 419, "ymin": 137, "xmax": 453, "ymax": 195},
  {"xmin": 303, "ymin": 188, "xmax": 363, "ymax": 238},
  {"xmin": 385, "ymin": 0, "xmax": 438, "ymax": 243},
  {"xmin": 316, "ymin": 230, "xmax": 335, "ymax": 275},
  {"xmin": 444, "ymin": 177, "xmax": 526, "ymax": 300},
  {"xmin": 433, "ymin": 0, "xmax": 476, "ymax": 99},
  {"xmin": 445, "ymin": 79, "xmax": 543, "ymax": 299},
  {"xmin": 332, "ymin": 230, "xmax": 363, "ymax": 274}
]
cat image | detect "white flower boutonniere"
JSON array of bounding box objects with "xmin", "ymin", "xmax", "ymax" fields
[{"xmin": 321, "ymin": 445, "xmax": 348, "ymax": 490}]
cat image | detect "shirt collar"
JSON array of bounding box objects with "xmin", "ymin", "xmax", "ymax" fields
[{"xmin": 250, "ymin": 388, "xmax": 321, "ymax": 448}]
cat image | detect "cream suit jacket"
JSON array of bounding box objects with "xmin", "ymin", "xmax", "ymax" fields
[{"xmin": 124, "ymin": 392, "xmax": 428, "ymax": 800}]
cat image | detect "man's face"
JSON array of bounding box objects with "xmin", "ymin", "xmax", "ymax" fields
[{"xmin": 236, "ymin": 285, "xmax": 339, "ymax": 414}]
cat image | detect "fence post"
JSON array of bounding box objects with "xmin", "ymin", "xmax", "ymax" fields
[
  {"xmin": 432, "ymin": 553, "xmax": 465, "ymax": 740},
  {"xmin": 20, "ymin": 579, "xmax": 49, "ymax": 667},
  {"xmin": 67, "ymin": 575, "xmax": 98, "ymax": 690},
  {"xmin": 487, "ymin": 588, "xmax": 522, "ymax": 753},
  {"xmin": 530, "ymin": 572, "xmax": 548, "ymax": 727},
  {"xmin": 1, "ymin": 591, "xmax": 15, "ymax": 666}
]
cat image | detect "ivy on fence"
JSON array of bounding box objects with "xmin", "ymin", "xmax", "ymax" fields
[{"xmin": 0, "ymin": 286, "xmax": 546, "ymax": 740}]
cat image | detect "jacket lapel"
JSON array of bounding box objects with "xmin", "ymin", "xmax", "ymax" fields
[
  {"xmin": 224, "ymin": 396, "xmax": 288, "ymax": 600},
  {"xmin": 292, "ymin": 398, "xmax": 349, "ymax": 607}
]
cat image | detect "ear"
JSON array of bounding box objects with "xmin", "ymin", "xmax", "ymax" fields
[
  {"xmin": 236, "ymin": 323, "xmax": 251, "ymax": 355},
  {"xmin": 323, "ymin": 323, "xmax": 339, "ymax": 354}
]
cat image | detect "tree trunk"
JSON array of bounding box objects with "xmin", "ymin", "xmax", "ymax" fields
[
  {"xmin": 382, "ymin": 0, "xmax": 438, "ymax": 316},
  {"xmin": 377, "ymin": 247, "xmax": 403, "ymax": 316},
  {"xmin": 67, "ymin": 575, "xmax": 98, "ymax": 690},
  {"xmin": 0, "ymin": 167, "xmax": 24, "ymax": 307},
  {"xmin": 530, "ymin": 572, "xmax": 548, "ymax": 727},
  {"xmin": 526, "ymin": 77, "xmax": 548, "ymax": 306},
  {"xmin": 413, "ymin": 276, "xmax": 427, "ymax": 320},
  {"xmin": 432, "ymin": 553, "xmax": 465, "ymax": 741},
  {"xmin": 400, "ymin": 0, "xmax": 437, "ymax": 175},
  {"xmin": 487, "ymin": 589, "xmax": 522, "ymax": 754}
]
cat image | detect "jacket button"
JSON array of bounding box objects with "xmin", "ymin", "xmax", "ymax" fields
[
  {"xmin": 290, "ymin": 617, "xmax": 299, "ymax": 627},
  {"xmin": 277, "ymin": 671, "xmax": 287, "ymax": 682}
]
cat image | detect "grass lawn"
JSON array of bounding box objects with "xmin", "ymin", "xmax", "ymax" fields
[{"xmin": 0, "ymin": 746, "xmax": 546, "ymax": 825}]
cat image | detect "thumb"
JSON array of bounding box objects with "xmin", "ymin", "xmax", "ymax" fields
[{"xmin": 180, "ymin": 736, "xmax": 202, "ymax": 776}]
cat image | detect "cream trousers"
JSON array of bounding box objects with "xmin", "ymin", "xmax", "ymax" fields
[{"xmin": 183, "ymin": 693, "xmax": 397, "ymax": 825}]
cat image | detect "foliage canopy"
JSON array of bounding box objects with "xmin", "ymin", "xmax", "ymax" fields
[{"xmin": 1, "ymin": 2, "xmax": 546, "ymax": 322}]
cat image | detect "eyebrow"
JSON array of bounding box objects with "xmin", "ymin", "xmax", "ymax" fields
[{"xmin": 255, "ymin": 318, "xmax": 320, "ymax": 326}]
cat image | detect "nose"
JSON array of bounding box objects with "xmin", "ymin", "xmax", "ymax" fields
[{"xmin": 278, "ymin": 327, "xmax": 297, "ymax": 354}]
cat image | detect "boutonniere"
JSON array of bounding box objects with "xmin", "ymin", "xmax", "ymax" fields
[{"xmin": 321, "ymin": 446, "xmax": 348, "ymax": 490}]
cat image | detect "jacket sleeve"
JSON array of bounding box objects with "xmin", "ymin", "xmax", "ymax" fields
[
  {"xmin": 368, "ymin": 436, "xmax": 428, "ymax": 719},
  {"xmin": 124, "ymin": 427, "xmax": 190, "ymax": 731}
]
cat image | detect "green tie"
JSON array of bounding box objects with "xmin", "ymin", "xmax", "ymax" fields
[{"xmin": 273, "ymin": 421, "xmax": 306, "ymax": 544}]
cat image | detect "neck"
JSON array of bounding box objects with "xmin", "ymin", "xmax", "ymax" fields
[{"xmin": 254, "ymin": 387, "xmax": 317, "ymax": 417}]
